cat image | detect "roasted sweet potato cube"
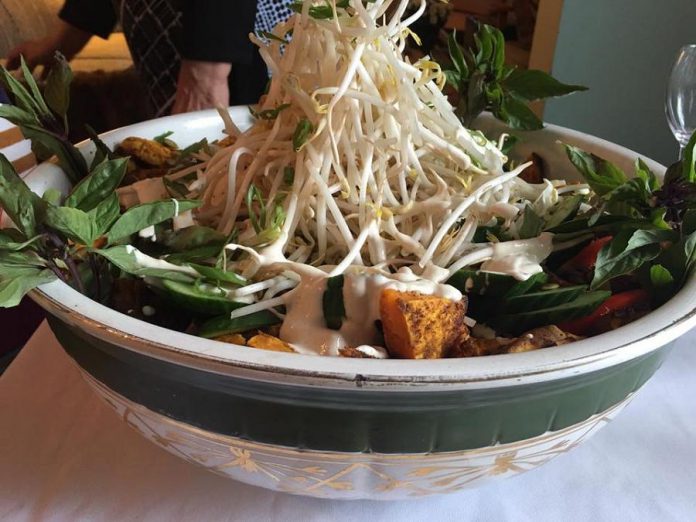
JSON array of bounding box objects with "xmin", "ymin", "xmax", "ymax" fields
[
  {"xmin": 247, "ymin": 333, "xmax": 295, "ymax": 353},
  {"xmin": 379, "ymin": 289, "xmax": 468, "ymax": 359}
]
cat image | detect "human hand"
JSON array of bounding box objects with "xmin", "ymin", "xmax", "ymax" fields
[
  {"xmin": 5, "ymin": 20, "xmax": 91, "ymax": 74},
  {"xmin": 171, "ymin": 60, "xmax": 231, "ymax": 114}
]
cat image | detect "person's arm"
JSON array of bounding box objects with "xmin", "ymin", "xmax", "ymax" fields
[
  {"xmin": 171, "ymin": 0, "xmax": 258, "ymax": 114},
  {"xmin": 5, "ymin": 0, "xmax": 116, "ymax": 72}
]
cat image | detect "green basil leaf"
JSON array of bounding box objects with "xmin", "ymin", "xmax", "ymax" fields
[
  {"xmin": 292, "ymin": 119, "xmax": 314, "ymax": 151},
  {"xmin": 178, "ymin": 138, "xmax": 208, "ymax": 160},
  {"xmin": 65, "ymin": 157, "xmax": 128, "ymax": 212},
  {"xmin": 447, "ymin": 31, "xmax": 468, "ymax": 78},
  {"xmin": 95, "ymin": 246, "xmax": 196, "ymax": 283},
  {"xmin": 682, "ymin": 130, "xmax": 696, "ymax": 183},
  {"xmin": 45, "ymin": 206, "xmax": 96, "ymax": 245},
  {"xmin": 19, "ymin": 56, "xmax": 52, "ymax": 120},
  {"xmin": 447, "ymin": 269, "xmax": 519, "ymax": 296},
  {"xmin": 563, "ymin": 144, "xmax": 627, "ymax": 196},
  {"xmin": 0, "ymin": 231, "xmax": 42, "ymax": 252},
  {"xmin": 543, "ymin": 194, "xmax": 584, "ymax": 230},
  {"xmin": 492, "ymin": 26, "xmax": 506, "ymax": 76},
  {"xmin": 504, "ymin": 285, "xmax": 586, "ymax": 313},
  {"xmin": 253, "ymin": 103, "xmax": 291, "ymax": 121},
  {"xmin": 0, "ymin": 64, "xmax": 39, "ymax": 119},
  {"xmin": 107, "ymin": 199, "xmax": 200, "ymax": 243},
  {"xmin": 188, "ymin": 263, "xmax": 246, "ymax": 286},
  {"xmin": 85, "ymin": 124, "xmax": 117, "ymax": 169},
  {"xmin": 0, "ymin": 153, "xmax": 45, "ymax": 238},
  {"xmin": 590, "ymin": 229, "xmax": 668, "ymax": 289},
  {"xmin": 323, "ymin": 274, "xmax": 346, "ymax": 330},
  {"xmin": 199, "ymin": 310, "xmax": 282, "ymax": 338},
  {"xmin": 0, "ymin": 250, "xmax": 45, "ymax": 267},
  {"xmin": 518, "ymin": 204, "xmax": 543, "ymax": 239},
  {"xmin": 43, "ymin": 53, "xmax": 73, "ymax": 122},
  {"xmin": 20, "ymin": 124, "xmax": 88, "ymax": 183},
  {"xmin": 0, "ymin": 104, "xmax": 36, "ymax": 125},
  {"xmin": 165, "ymin": 245, "xmax": 224, "ymax": 264},
  {"xmin": 635, "ymin": 158, "xmax": 659, "ymax": 191},
  {"xmin": 88, "ymin": 193, "xmax": 121, "ymax": 236},
  {"xmin": 495, "ymin": 95, "xmax": 543, "ymax": 130},
  {"xmin": 153, "ymin": 131, "xmax": 174, "ymax": 144},
  {"xmin": 164, "ymin": 225, "xmax": 226, "ymax": 251},
  {"xmin": 492, "ymin": 290, "xmax": 611, "ymax": 334},
  {"xmin": 649, "ymin": 263, "xmax": 675, "ymax": 306},
  {"xmin": 504, "ymin": 272, "xmax": 548, "ymax": 298},
  {"xmin": 503, "ymin": 68, "xmax": 588, "ymax": 101},
  {"xmin": 0, "ymin": 268, "xmax": 56, "ymax": 308}
]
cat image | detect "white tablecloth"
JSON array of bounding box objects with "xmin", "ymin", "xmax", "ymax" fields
[{"xmin": 1, "ymin": 322, "xmax": 695, "ymax": 522}]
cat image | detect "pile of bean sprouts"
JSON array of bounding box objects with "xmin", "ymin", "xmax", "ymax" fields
[{"xmin": 164, "ymin": 0, "xmax": 588, "ymax": 322}]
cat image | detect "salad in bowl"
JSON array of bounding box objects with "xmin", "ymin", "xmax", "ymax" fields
[{"xmin": 1, "ymin": 0, "xmax": 695, "ymax": 364}]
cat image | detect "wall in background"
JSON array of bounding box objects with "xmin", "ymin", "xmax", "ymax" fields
[{"xmin": 543, "ymin": 0, "xmax": 696, "ymax": 166}]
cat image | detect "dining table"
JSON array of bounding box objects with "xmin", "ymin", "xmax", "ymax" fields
[{"xmin": 1, "ymin": 321, "xmax": 695, "ymax": 521}]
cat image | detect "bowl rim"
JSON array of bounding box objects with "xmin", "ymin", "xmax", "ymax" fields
[{"xmin": 26, "ymin": 108, "xmax": 696, "ymax": 390}]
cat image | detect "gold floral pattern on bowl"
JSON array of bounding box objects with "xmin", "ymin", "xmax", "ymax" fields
[{"xmin": 81, "ymin": 371, "xmax": 631, "ymax": 500}]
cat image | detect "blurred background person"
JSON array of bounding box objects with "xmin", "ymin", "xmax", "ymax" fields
[{"xmin": 5, "ymin": 0, "xmax": 293, "ymax": 116}]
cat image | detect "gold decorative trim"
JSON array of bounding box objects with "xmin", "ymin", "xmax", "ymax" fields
[{"xmin": 80, "ymin": 371, "xmax": 632, "ymax": 499}]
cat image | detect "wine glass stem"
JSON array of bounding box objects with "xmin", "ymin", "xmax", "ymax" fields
[{"xmin": 679, "ymin": 144, "xmax": 686, "ymax": 160}]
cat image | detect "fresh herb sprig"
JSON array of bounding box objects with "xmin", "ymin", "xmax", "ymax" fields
[
  {"xmin": 445, "ymin": 24, "xmax": 587, "ymax": 130},
  {"xmin": 561, "ymin": 130, "xmax": 696, "ymax": 303},
  {"xmin": 0, "ymin": 54, "xmax": 90, "ymax": 183}
]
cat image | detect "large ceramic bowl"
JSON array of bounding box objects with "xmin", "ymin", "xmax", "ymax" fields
[{"xmin": 21, "ymin": 109, "xmax": 696, "ymax": 500}]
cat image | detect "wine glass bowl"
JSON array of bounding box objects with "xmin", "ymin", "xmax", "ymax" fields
[{"xmin": 666, "ymin": 44, "xmax": 696, "ymax": 156}]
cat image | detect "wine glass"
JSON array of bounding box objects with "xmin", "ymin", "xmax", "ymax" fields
[{"xmin": 666, "ymin": 44, "xmax": 696, "ymax": 158}]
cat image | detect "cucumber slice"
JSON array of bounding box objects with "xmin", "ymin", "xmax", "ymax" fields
[
  {"xmin": 160, "ymin": 279, "xmax": 246, "ymax": 316},
  {"xmin": 199, "ymin": 310, "xmax": 282, "ymax": 338}
]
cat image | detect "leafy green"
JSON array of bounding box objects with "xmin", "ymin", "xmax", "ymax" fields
[
  {"xmin": 65, "ymin": 157, "xmax": 128, "ymax": 212},
  {"xmin": 45, "ymin": 206, "xmax": 96, "ymax": 245},
  {"xmin": 518, "ymin": 205, "xmax": 543, "ymax": 239},
  {"xmin": 95, "ymin": 246, "xmax": 196, "ymax": 283},
  {"xmin": 449, "ymin": 268, "xmax": 608, "ymax": 335},
  {"xmin": 649, "ymin": 264, "xmax": 675, "ymax": 306},
  {"xmin": 188, "ymin": 263, "xmax": 246, "ymax": 286},
  {"xmin": 292, "ymin": 119, "xmax": 314, "ymax": 151},
  {"xmin": 323, "ymin": 274, "xmax": 346, "ymax": 330},
  {"xmin": 444, "ymin": 23, "xmax": 587, "ymax": 129},
  {"xmin": 43, "ymin": 53, "xmax": 73, "ymax": 126},
  {"xmin": 85, "ymin": 125, "xmax": 118, "ymax": 169},
  {"xmin": 88, "ymin": 193, "xmax": 121, "ymax": 236},
  {"xmin": 252, "ymin": 103, "xmax": 291, "ymax": 120},
  {"xmin": 590, "ymin": 229, "xmax": 673, "ymax": 289},
  {"xmin": 503, "ymin": 68, "xmax": 588, "ymax": 101},
  {"xmin": 153, "ymin": 131, "xmax": 174, "ymax": 144},
  {"xmin": 493, "ymin": 291, "xmax": 611, "ymax": 333},
  {"xmin": 0, "ymin": 268, "xmax": 56, "ymax": 308},
  {"xmin": 0, "ymin": 153, "xmax": 46, "ymax": 238},
  {"xmin": 563, "ymin": 145, "xmax": 627, "ymax": 196},
  {"xmin": 107, "ymin": 200, "xmax": 201, "ymax": 243}
]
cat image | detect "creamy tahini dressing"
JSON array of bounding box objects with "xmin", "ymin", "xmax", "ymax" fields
[
  {"xmin": 280, "ymin": 268, "xmax": 462, "ymax": 355},
  {"xmin": 480, "ymin": 232, "xmax": 554, "ymax": 280}
]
